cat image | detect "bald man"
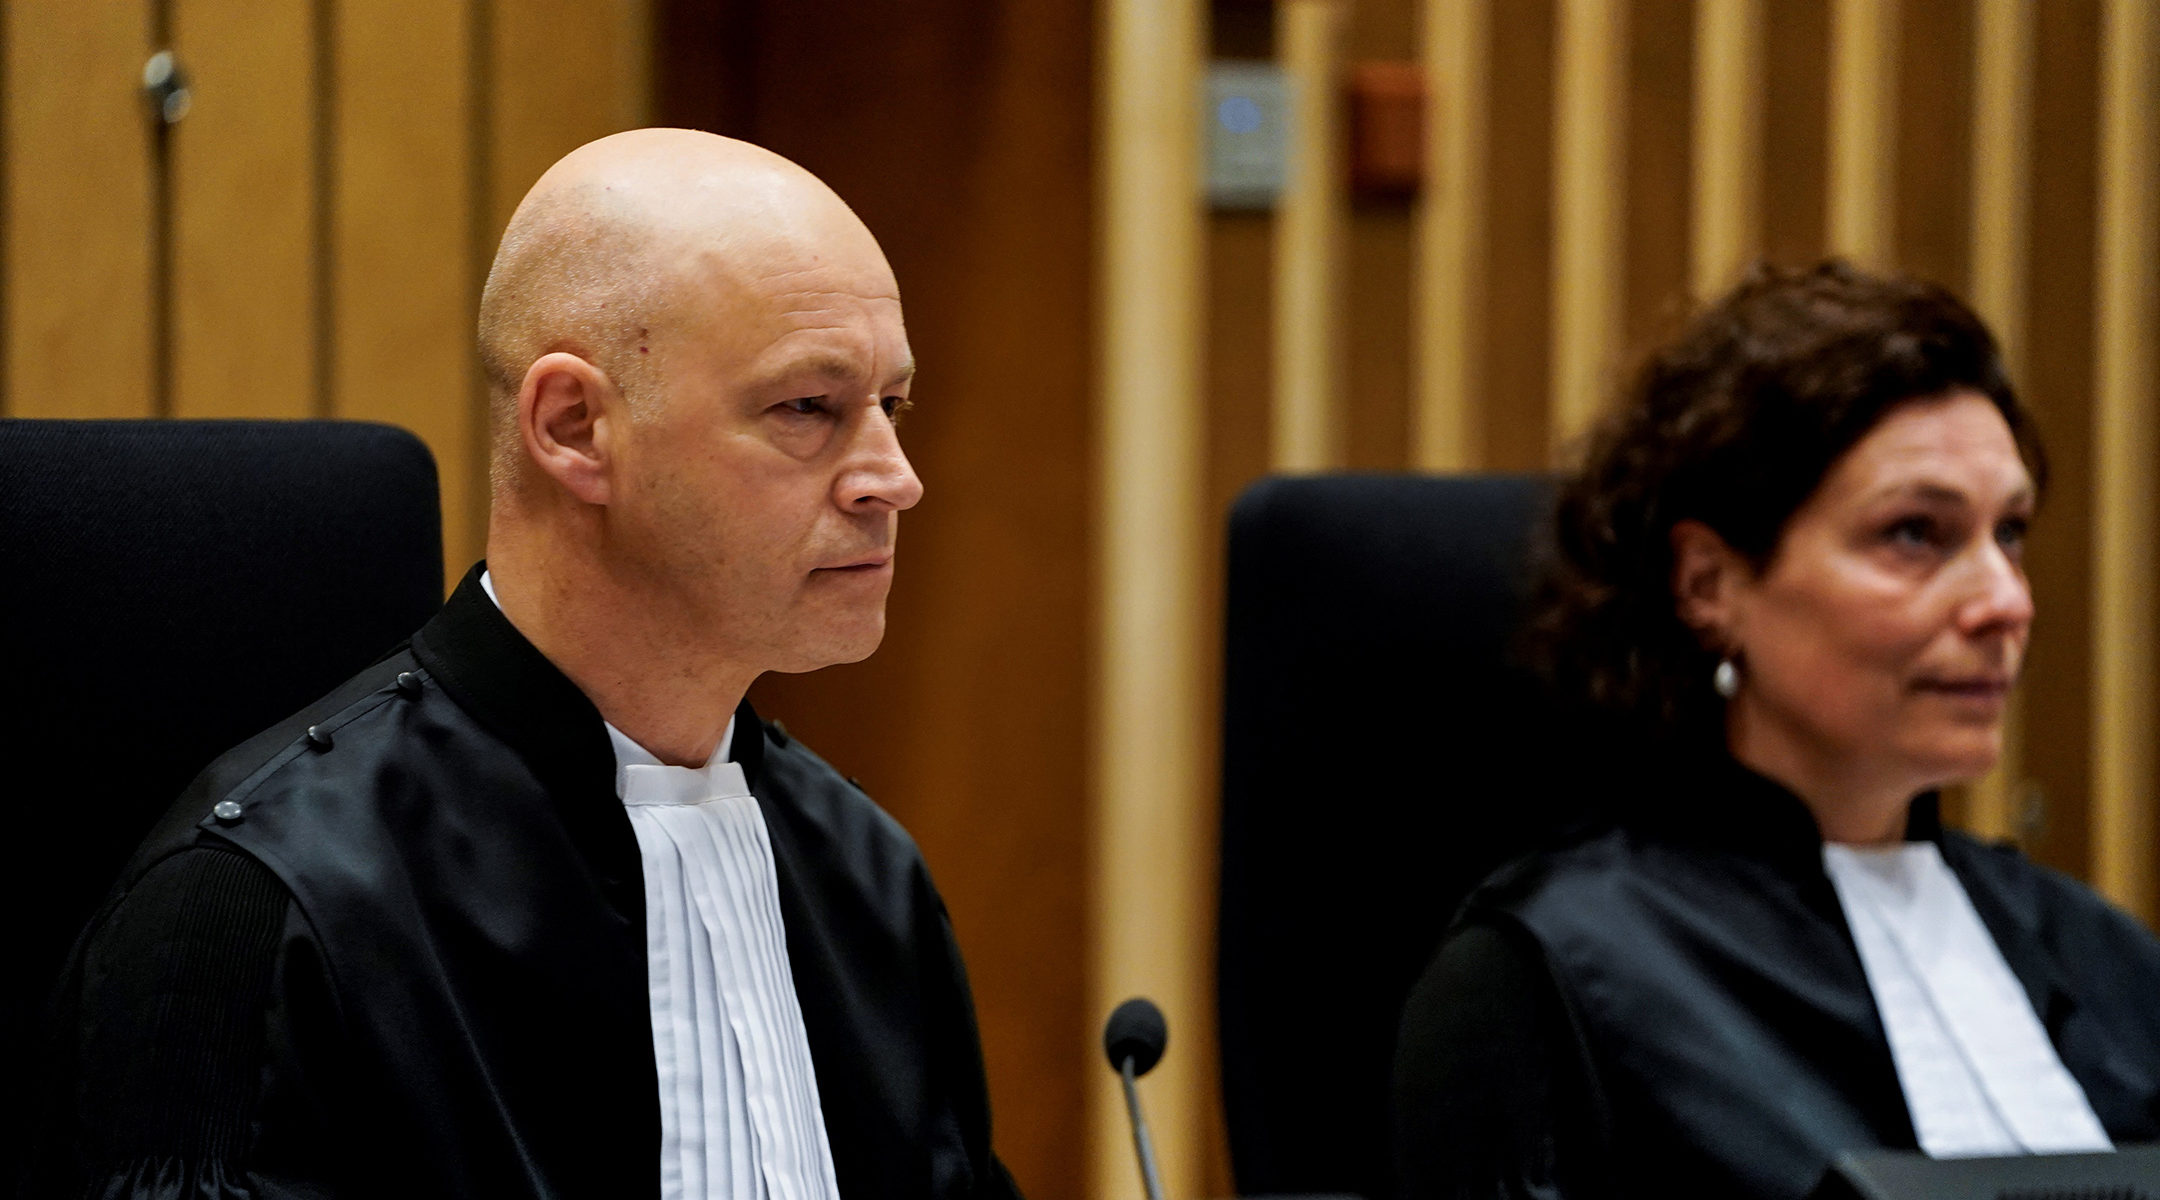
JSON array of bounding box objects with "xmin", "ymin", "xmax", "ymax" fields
[{"xmin": 31, "ymin": 132, "xmax": 1021, "ymax": 1200}]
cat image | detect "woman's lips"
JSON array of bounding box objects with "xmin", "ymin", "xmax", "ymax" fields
[{"xmin": 1913, "ymin": 677, "xmax": 2011, "ymax": 699}]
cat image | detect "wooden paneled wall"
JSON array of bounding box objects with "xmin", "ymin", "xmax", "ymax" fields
[
  {"xmin": 1195, "ymin": 0, "xmax": 2158, "ymax": 912},
  {"xmin": 6, "ymin": 3, "xmax": 1095, "ymax": 1197},
  {"xmin": 1, "ymin": 0, "xmax": 651, "ymax": 581},
  {"xmin": 1401, "ymin": 0, "xmax": 2158, "ymax": 918},
  {"xmin": 655, "ymin": 4, "xmax": 1099, "ymax": 1199},
  {"xmin": 1164, "ymin": 0, "xmax": 2160, "ymax": 1193}
]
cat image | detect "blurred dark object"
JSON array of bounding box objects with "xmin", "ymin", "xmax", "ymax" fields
[
  {"xmin": 1218, "ymin": 472, "xmax": 1568, "ymax": 1200},
  {"xmin": 0, "ymin": 418, "xmax": 443, "ymax": 1174},
  {"xmin": 1809, "ymin": 1144, "xmax": 2160, "ymax": 1200},
  {"xmin": 1348, "ymin": 61, "xmax": 1424, "ymax": 198}
]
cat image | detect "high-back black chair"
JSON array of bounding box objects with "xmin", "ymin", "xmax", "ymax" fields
[
  {"xmin": 1, "ymin": 418, "xmax": 444, "ymax": 1165},
  {"xmin": 1218, "ymin": 472, "xmax": 1569, "ymax": 1200}
]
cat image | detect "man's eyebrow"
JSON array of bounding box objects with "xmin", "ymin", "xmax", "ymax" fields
[{"xmin": 753, "ymin": 354, "xmax": 916, "ymax": 392}]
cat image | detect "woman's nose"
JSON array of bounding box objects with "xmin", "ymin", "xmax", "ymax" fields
[{"xmin": 1960, "ymin": 540, "xmax": 2034, "ymax": 635}]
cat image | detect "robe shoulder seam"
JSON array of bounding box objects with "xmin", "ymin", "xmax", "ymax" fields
[{"xmin": 217, "ymin": 686, "xmax": 408, "ymax": 812}]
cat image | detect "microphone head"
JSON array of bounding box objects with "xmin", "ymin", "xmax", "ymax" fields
[{"xmin": 1102, "ymin": 996, "xmax": 1168, "ymax": 1077}]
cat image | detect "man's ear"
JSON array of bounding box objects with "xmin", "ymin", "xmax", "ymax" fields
[
  {"xmin": 518, "ymin": 352, "xmax": 621, "ymax": 506},
  {"xmin": 1670, "ymin": 518, "xmax": 1749, "ymax": 649}
]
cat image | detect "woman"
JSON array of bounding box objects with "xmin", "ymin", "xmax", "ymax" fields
[{"xmin": 1393, "ymin": 262, "xmax": 2160, "ymax": 1200}]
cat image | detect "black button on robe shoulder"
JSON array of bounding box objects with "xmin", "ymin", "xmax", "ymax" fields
[{"xmin": 32, "ymin": 568, "xmax": 1022, "ymax": 1200}]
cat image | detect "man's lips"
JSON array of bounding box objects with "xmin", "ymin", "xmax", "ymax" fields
[{"xmin": 813, "ymin": 554, "xmax": 893, "ymax": 573}]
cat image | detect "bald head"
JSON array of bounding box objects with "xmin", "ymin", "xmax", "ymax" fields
[
  {"xmin": 478, "ymin": 129, "xmax": 893, "ymax": 494},
  {"xmin": 476, "ymin": 130, "xmax": 922, "ymax": 745}
]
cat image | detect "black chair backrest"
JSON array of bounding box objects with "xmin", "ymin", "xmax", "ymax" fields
[
  {"xmin": 1218, "ymin": 472, "xmax": 1565, "ymax": 1200},
  {"xmin": 0, "ymin": 418, "xmax": 443, "ymax": 1157}
]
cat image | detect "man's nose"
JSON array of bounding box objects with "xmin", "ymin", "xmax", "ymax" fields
[{"xmin": 836, "ymin": 406, "xmax": 924, "ymax": 512}]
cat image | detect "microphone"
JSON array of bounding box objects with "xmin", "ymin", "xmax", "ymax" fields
[{"xmin": 1103, "ymin": 997, "xmax": 1169, "ymax": 1200}]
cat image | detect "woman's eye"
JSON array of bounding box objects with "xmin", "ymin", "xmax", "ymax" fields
[
  {"xmin": 1996, "ymin": 515, "xmax": 2030, "ymax": 556},
  {"xmin": 1884, "ymin": 515, "xmax": 1939, "ymax": 548}
]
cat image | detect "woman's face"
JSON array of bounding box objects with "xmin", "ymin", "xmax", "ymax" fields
[{"xmin": 1709, "ymin": 390, "xmax": 2036, "ymax": 802}]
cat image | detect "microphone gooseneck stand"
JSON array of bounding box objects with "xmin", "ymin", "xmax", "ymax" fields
[{"xmin": 1118, "ymin": 1053, "xmax": 1168, "ymax": 1200}]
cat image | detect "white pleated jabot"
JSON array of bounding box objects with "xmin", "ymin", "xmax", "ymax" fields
[
  {"xmin": 1823, "ymin": 841, "xmax": 2112, "ymax": 1159},
  {"xmin": 609, "ymin": 723, "xmax": 841, "ymax": 1200},
  {"xmin": 478, "ymin": 572, "xmax": 838, "ymax": 1200}
]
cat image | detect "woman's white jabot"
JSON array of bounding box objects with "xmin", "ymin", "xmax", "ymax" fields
[{"xmin": 1824, "ymin": 841, "xmax": 2111, "ymax": 1159}]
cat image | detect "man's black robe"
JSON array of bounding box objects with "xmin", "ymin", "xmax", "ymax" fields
[
  {"xmin": 30, "ymin": 568, "xmax": 1022, "ymax": 1200},
  {"xmin": 1394, "ymin": 755, "xmax": 2160, "ymax": 1200}
]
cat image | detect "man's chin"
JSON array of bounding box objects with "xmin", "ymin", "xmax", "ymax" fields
[{"xmin": 769, "ymin": 623, "xmax": 888, "ymax": 675}]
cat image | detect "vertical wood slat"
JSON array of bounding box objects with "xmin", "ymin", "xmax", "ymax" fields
[
  {"xmin": 1413, "ymin": 0, "xmax": 1489, "ymax": 472},
  {"xmin": 1965, "ymin": 0, "xmax": 2035, "ymax": 843},
  {"xmin": 169, "ymin": 0, "xmax": 315, "ymax": 419},
  {"xmin": 1890, "ymin": 0, "xmax": 1974, "ymax": 294},
  {"xmin": 1091, "ymin": 0, "xmax": 1208, "ymax": 1197},
  {"xmin": 481, "ymin": 0, "xmax": 652, "ymax": 564},
  {"xmin": 1759, "ymin": 0, "xmax": 1830, "ymax": 266},
  {"xmin": 484, "ymin": 0, "xmax": 652, "ymax": 245},
  {"xmin": 3, "ymin": 1, "xmax": 155, "ymax": 418},
  {"xmin": 328, "ymin": 0, "xmax": 478, "ymax": 583},
  {"xmin": 1481, "ymin": 3, "xmax": 1558, "ymax": 472},
  {"xmin": 1622, "ymin": 0, "xmax": 1696, "ymax": 354},
  {"xmin": 1549, "ymin": 0, "xmax": 1628, "ymax": 448},
  {"xmin": 2090, "ymin": 0, "xmax": 2157, "ymax": 922},
  {"xmin": 1689, "ymin": 0, "xmax": 1762, "ymax": 299},
  {"xmin": 1273, "ymin": 0, "xmax": 1346, "ymax": 472},
  {"xmin": 2017, "ymin": 0, "xmax": 2104, "ymax": 879},
  {"xmin": 1825, "ymin": 0, "xmax": 1897, "ymax": 264}
]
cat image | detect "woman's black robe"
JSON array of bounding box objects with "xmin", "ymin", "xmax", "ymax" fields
[{"xmin": 1394, "ymin": 757, "xmax": 2160, "ymax": 1200}]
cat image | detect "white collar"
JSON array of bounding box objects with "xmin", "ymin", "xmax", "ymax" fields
[
  {"xmin": 604, "ymin": 719, "xmax": 742, "ymax": 805},
  {"xmin": 1823, "ymin": 842, "xmax": 2111, "ymax": 1157}
]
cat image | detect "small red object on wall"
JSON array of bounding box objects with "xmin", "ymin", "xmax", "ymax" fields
[{"xmin": 1347, "ymin": 61, "xmax": 1425, "ymax": 199}]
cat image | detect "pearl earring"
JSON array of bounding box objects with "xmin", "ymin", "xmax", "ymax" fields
[{"xmin": 1713, "ymin": 656, "xmax": 1740, "ymax": 699}]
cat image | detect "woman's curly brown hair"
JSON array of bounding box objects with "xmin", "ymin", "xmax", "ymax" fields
[{"xmin": 1528, "ymin": 260, "xmax": 2047, "ymax": 746}]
